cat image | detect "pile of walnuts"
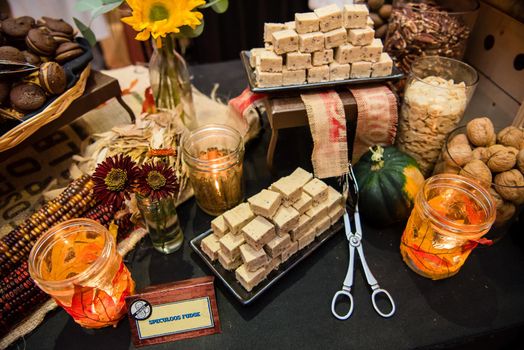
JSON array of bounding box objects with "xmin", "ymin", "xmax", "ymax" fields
[{"xmin": 435, "ymin": 117, "xmax": 524, "ymax": 225}]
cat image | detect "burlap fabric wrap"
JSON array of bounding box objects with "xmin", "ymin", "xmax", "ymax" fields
[
  {"xmin": 349, "ymin": 85, "xmax": 398, "ymax": 162},
  {"xmin": 301, "ymin": 90, "xmax": 349, "ymax": 179}
]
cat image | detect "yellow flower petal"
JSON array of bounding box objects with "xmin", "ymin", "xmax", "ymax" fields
[{"xmin": 135, "ymin": 29, "xmax": 151, "ymax": 41}]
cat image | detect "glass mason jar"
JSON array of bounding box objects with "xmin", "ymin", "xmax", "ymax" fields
[
  {"xmin": 400, "ymin": 174, "xmax": 496, "ymax": 280},
  {"xmin": 136, "ymin": 194, "xmax": 184, "ymax": 254},
  {"xmin": 182, "ymin": 124, "xmax": 245, "ymax": 216},
  {"xmin": 28, "ymin": 219, "xmax": 135, "ymax": 328},
  {"xmin": 149, "ymin": 34, "xmax": 197, "ymax": 130},
  {"xmin": 396, "ymin": 56, "xmax": 478, "ymax": 176},
  {"xmin": 385, "ymin": 0, "xmax": 480, "ymax": 73}
]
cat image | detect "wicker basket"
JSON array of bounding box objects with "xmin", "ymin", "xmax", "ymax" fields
[{"xmin": 0, "ymin": 64, "xmax": 92, "ymax": 152}]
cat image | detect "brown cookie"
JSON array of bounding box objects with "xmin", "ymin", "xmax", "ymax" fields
[
  {"xmin": 2, "ymin": 16, "xmax": 35, "ymax": 38},
  {"xmin": 9, "ymin": 83, "xmax": 46, "ymax": 112},
  {"xmin": 26, "ymin": 28, "xmax": 57, "ymax": 56},
  {"xmin": 41, "ymin": 17, "xmax": 74, "ymax": 36},
  {"xmin": 50, "ymin": 31, "xmax": 72, "ymax": 45},
  {"xmin": 54, "ymin": 41, "xmax": 83, "ymax": 63},
  {"xmin": 39, "ymin": 61, "xmax": 66, "ymax": 95},
  {"xmin": 22, "ymin": 50, "xmax": 41, "ymax": 65},
  {"xmin": 0, "ymin": 45, "xmax": 25, "ymax": 62},
  {"xmin": 0, "ymin": 81, "xmax": 11, "ymax": 105}
]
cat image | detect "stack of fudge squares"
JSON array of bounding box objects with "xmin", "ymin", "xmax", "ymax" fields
[
  {"xmin": 249, "ymin": 3, "xmax": 393, "ymax": 87},
  {"xmin": 200, "ymin": 168, "xmax": 346, "ymax": 292}
]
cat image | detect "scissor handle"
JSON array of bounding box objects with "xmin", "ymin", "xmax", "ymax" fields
[
  {"xmin": 331, "ymin": 290, "xmax": 354, "ymax": 320},
  {"xmin": 371, "ymin": 288, "xmax": 396, "ymax": 318}
]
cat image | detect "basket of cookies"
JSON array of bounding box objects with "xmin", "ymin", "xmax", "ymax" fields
[{"xmin": 0, "ymin": 15, "xmax": 92, "ymax": 152}]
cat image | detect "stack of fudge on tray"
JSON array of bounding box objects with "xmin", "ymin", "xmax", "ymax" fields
[
  {"xmin": 201, "ymin": 168, "xmax": 345, "ymax": 292},
  {"xmin": 249, "ymin": 3, "xmax": 393, "ymax": 87}
]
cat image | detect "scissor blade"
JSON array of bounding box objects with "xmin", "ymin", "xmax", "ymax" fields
[{"xmin": 343, "ymin": 211, "xmax": 353, "ymax": 241}]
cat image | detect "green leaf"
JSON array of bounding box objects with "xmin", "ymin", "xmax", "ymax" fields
[
  {"xmin": 211, "ymin": 0, "xmax": 229, "ymax": 13},
  {"xmin": 75, "ymin": 0, "xmax": 103, "ymax": 12},
  {"xmin": 177, "ymin": 20, "xmax": 205, "ymax": 38},
  {"xmin": 102, "ymin": 0, "xmax": 122, "ymax": 4},
  {"xmin": 73, "ymin": 17, "xmax": 97, "ymax": 46},
  {"xmin": 91, "ymin": 1, "xmax": 122, "ymax": 18}
]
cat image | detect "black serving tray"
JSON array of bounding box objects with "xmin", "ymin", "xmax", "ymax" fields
[
  {"xmin": 240, "ymin": 50, "xmax": 404, "ymax": 93},
  {"xmin": 190, "ymin": 219, "xmax": 344, "ymax": 305}
]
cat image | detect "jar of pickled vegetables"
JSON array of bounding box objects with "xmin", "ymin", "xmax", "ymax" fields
[
  {"xmin": 28, "ymin": 218, "xmax": 135, "ymax": 328},
  {"xmin": 400, "ymin": 174, "xmax": 496, "ymax": 280}
]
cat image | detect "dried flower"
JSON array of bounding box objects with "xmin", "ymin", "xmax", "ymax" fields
[
  {"xmin": 92, "ymin": 154, "xmax": 139, "ymax": 208},
  {"xmin": 136, "ymin": 162, "xmax": 179, "ymax": 201}
]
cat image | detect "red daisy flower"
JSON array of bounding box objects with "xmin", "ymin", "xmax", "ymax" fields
[
  {"xmin": 92, "ymin": 154, "xmax": 139, "ymax": 208},
  {"xmin": 136, "ymin": 162, "xmax": 179, "ymax": 201}
]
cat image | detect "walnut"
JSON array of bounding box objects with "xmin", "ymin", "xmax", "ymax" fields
[
  {"xmin": 489, "ymin": 187, "xmax": 504, "ymax": 210},
  {"xmin": 459, "ymin": 159, "xmax": 492, "ymax": 188},
  {"xmin": 495, "ymin": 201, "xmax": 516, "ymax": 225},
  {"xmin": 487, "ymin": 145, "xmax": 518, "ymax": 172},
  {"xmin": 494, "ymin": 169, "xmax": 524, "ymax": 204},
  {"xmin": 449, "ymin": 133, "xmax": 469, "ymax": 147},
  {"xmin": 444, "ymin": 143, "xmax": 472, "ymax": 166},
  {"xmin": 497, "ymin": 126, "xmax": 524, "ymax": 149},
  {"xmin": 518, "ymin": 149, "xmax": 524, "ymax": 175},
  {"xmin": 471, "ymin": 147, "xmax": 489, "ymax": 163},
  {"xmin": 466, "ymin": 117, "xmax": 495, "ymax": 147},
  {"xmin": 433, "ymin": 160, "xmax": 460, "ymax": 175}
]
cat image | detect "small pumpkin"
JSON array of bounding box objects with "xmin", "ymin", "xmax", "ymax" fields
[{"xmin": 353, "ymin": 145, "xmax": 425, "ymax": 226}]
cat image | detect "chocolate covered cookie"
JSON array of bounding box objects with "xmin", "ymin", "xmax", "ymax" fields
[
  {"xmin": 39, "ymin": 62, "xmax": 66, "ymax": 95},
  {"xmin": 50, "ymin": 31, "xmax": 72, "ymax": 45},
  {"xmin": 22, "ymin": 50, "xmax": 41, "ymax": 65},
  {"xmin": 54, "ymin": 42, "xmax": 83, "ymax": 63},
  {"xmin": 9, "ymin": 83, "xmax": 46, "ymax": 112},
  {"xmin": 2, "ymin": 16, "xmax": 34, "ymax": 38},
  {"xmin": 0, "ymin": 46, "xmax": 25, "ymax": 62},
  {"xmin": 41, "ymin": 17, "xmax": 73, "ymax": 36},
  {"xmin": 26, "ymin": 28, "xmax": 57, "ymax": 56}
]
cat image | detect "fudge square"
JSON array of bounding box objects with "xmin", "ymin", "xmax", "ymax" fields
[
  {"xmin": 249, "ymin": 48, "xmax": 266, "ymax": 68},
  {"xmin": 270, "ymin": 176, "xmax": 302, "ymax": 204},
  {"xmin": 334, "ymin": 43, "xmax": 362, "ymax": 64},
  {"xmin": 289, "ymin": 167, "xmax": 313, "ymax": 187},
  {"xmin": 272, "ymin": 205, "xmax": 300, "ymax": 233},
  {"xmin": 265, "ymin": 256, "xmax": 282, "ymax": 275},
  {"xmin": 298, "ymin": 227, "xmax": 316, "ymax": 250},
  {"xmin": 325, "ymin": 186, "xmax": 343, "ymax": 211},
  {"xmin": 240, "ymin": 243, "xmax": 269, "ymax": 272},
  {"xmin": 286, "ymin": 52, "xmax": 312, "ymax": 70},
  {"xmin": 223, "ymin": 202, "xmax": 254, "ymax": 234},
  {"xmin": 283, "ymin": 69, "xmax": 306, "ymax": 85},
  {"xmin": 256, "ymin": 50, "xmax": 283, "ymax": 72},
  {"xmin": 315, "ymin": 215, "xmax": 331, "ymax": 237},
  {"xmin": 218, "ymin": 249, "xmax": 242, "ymax": 271},
  {"xmin": 211, "ymin": 215, "xmax": 229, "ymax": 237},
  {"xmin": 350, "ymin": 61, "xmax": 372, "ymax": 78},
  {"xmin": 264, "ymin": 23, "xmax": 287, "ymax": 42},
  {"xmin": 281, "ymin": 240, "xmax": 299, "ymax": 263},
  {"xmin": 314, "ymin": 4, "xmax": 343, "ymax": 32},
  {"xmin": 289, "ymin": 214, "xmax": 313, "ymax": 241},
  {"xmin": 308, "ymin": 65, "xmax": 330, "ymax": 83},
  {"xmin": 360, "ymin": 38, "xmax": 383, "ymax": 62},
  {"xmin": 248, "ymin": 189, "xmax": 282, "ymax": 218},
  {"xmin": 236, "ymin": 264, "xmax": 266, "ymax": 292},
  {"xmin": 292, "ymin": 191, "xmax": 313, "ymax": 215},
  {"xmin": 303, "ymin": 178, "xmax": 328, "ymax": 204},
  {"xmin": 219, "ymin": 232, "xmax": 245, "ymax": 259},
  {"xmin": 242, "ymin": 216, "xmax": 276, "ymax": 250},
  {"xmin": 306, "ymin": 201, "xmax": 329, "ymax": 227},
  {"xmin": 324, "ymin": 27, "xmax": 347, "ymax": 49},
  {"xmin": 298, "ymin": 32, "xmax": 324, "ymax": 53},
  {"xmin": 312, "ymin": 49, "xmax": 334, "ymax": 66},
  {"xmin": 265, "ymin": 232, "xmax": 291, "ymax": 258},
  {"xmin": 295, "ymin": 12, "xmax": 320, "ymax": 34},
  {"xmin": 371, "ymin": 52, "xmax": 393, "ymax": 77},
  {"xmin": 329, "ymin": 62, "xmax": 350, "ymax": 81},
  {"xmin": 328, "ymin": 205, "xmax": 345, "ymax": 225},
  {"xmin": 201, "ymin": 234, "xmax": 221, "ymax": 261},
  {"xmin": 255, "ymin": 68, "xmax": 283, "ymax": 88},
  {"xmin": 343, "ymin": 4, "xmax": 369, "ymax": 29},
  {"xmin": 271, "ymin": 29, "xmax": 299, "ymax": 54},
  {"xmin": 348, "ymin": 27, "xmax": 375, "ymax": 46}
]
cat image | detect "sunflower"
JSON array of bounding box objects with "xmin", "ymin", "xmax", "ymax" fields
[
  {"xmin": 92, "ymin": 154, "xmax": 140, "ymax": 208},
  {"xmin": 136, "ymin": 162, "xmax": 179, "ymax": 201},
  {"xmin": 121, "ymin": 0, "xmax": 206, "ymax": 41}
]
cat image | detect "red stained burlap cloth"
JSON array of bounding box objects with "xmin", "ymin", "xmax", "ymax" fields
[
  {"xmin": 349, "ymin": 85, "xmax": 398, "ymax": 162},
  {"xmin": 300, "ymin": 90, "xmax": 349, "ymax": 179}
]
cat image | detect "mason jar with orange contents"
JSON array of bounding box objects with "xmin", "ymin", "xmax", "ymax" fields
[
  {"xmin": 400, "ymin": 174, "xmax": 496, "ymax": 280},
  {"xmin": 28, "ymin": 218, "xmax": 135, "ymax": 328}
]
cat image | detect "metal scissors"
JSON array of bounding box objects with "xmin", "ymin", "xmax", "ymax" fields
[{"xmin": 331, "ymin": 166, "xmax": 396, "ymax": 320}]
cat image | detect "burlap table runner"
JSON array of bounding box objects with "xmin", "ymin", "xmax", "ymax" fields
[
  {"xmin": 300, "ymin": 90, "xmax": 349, "ymax": 179},
  {"xmin": 348, "ymin": 85, "xmax": 398, "ymax": 162}
]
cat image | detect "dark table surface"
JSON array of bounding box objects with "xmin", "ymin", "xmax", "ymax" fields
[{"xmin": 12, "ymin": 60, "xmax": 524, "ymax": 350}]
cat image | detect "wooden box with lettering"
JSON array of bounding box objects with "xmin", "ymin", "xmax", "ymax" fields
[{"xmin": 125, "ymin": 276, "xmax": 221, "ymax": 347}]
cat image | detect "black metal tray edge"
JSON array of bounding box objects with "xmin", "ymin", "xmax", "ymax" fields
[
  {"xmin": 240, "ymin": 50, "xmax": 404, "ymax": 93},
  {"xmin": 190, "ymin": 219, "xmax": 344, "ymax": 305}
]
